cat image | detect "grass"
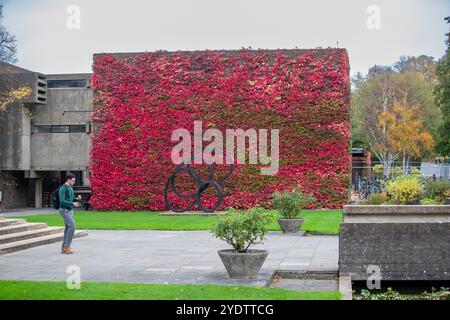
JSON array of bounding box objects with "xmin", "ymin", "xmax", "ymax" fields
[
  {"xmin": 0, "ymin": 280, "xmax": 341, "ymax": 300},
  {"xmin": 13, "ymin": 209, "xmax": 342, "ymax": 234}
]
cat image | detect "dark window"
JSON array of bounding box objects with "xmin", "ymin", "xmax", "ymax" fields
[
  {"xmin": 51, "ymin": 125, "xmax": 70, "ymax": 133},
  {"xmin": 70, "ymin": 125, "xmax": 86, "ymax": 133},
  {"xmin": 32, "ymin": 124, "xmax": 87, "ymax": 133},
  {"xmin": 47, "ymin": 79, "xmax": 87, "ymax": 88},
  {"xmin": 32, "ymin": 125, "xmax": 52, "ymax": 133}
]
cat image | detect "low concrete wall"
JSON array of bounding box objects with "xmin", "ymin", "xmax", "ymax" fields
[{"xmin": 339, "ymin": 205, "xmax": 450, "ymax": 281}]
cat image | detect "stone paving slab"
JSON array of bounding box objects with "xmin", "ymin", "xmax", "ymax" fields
[
  {"xmin": 273, "ymin": 279, "xmax": 339, "ymax": 292},
  {"xmin": 0, "ymin": 230, "xmax": 338, "ymax": 286}
]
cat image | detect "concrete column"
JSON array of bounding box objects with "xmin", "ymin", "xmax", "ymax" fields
[
  {"xmin": 83, "ymin": 169, "xmax": 90, "ymax": 187},
  {"xmin": 34, "ymin": 178, "xmax": 42, "ymax": 208}
]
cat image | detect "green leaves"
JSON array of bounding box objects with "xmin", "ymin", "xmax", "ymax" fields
[
  {"xmin": 211, "ymin": 207, "xmax": 274, "ymax": 253},
  {"xmin": 272, "ymin": 190, "xmax": 315, "ymax": 219}
]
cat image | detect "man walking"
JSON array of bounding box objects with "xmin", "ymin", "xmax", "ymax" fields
[{"xmin": 59, "ymin": 173, "xmax": 81, "ymax": 254}]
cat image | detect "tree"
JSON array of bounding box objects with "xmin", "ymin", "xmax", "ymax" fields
[
  {"xmin": 0, "ymin": 4, "xmax": 31, "ymax": 112},
  {"xmin": 352, "ymin": 68, "xmax": 397, "ymax": 176},
  {"xmin": 352, "ymin": 57, "xmax": 442, "ymax": 175},
  {"xmin": 379, "ymin": 102, "xmax": 434, "ymax": 173},
  {"xmin": 434, "ymin": 17, "xmax": 450, "ymax": 156},
  {"xmin": 0, "ymin": 5, "xmax": 29, "ymax": 188},
  {"xmin": 0, "ymin": 5, "xmax": 16, "ymax": 64},
  {"xmin": 394, "ymin": 55, "xmax": 436, "ymax": 84}
]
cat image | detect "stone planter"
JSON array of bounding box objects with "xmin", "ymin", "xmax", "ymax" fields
[
  {"xmin": 277, "ymin": 218, "xmax": 304, "ymax": 233},
  {"xmin": 340, "ymin": 205, "xmax": 450, "ymax": 281},
  {"xmin": 218, "ymin": 249, "xmax": 268, "ymax": 279}
]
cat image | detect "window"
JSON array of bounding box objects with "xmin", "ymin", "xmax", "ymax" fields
[
  {"xmin": 51, "ymin": 125, "xmax": 70, "ymax": 133},
  {"xmin": 70, "ymin": 125, "xmax": 86, "ymax": 133},
  {"xmin": 32, "ymin": 125, "xmax": 52, "ymax": 133},
  {"xmin": 47, "ymin": 79, "xmax": 87, "ymax": 88},
  {"xmin": 32, "ymin": 124, "xmax": 86, "ymax": 133}
]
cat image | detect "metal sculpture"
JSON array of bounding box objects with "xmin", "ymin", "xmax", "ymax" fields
[{"xmin": 164, "ymin": 156, "xmax": 234, "ymax": 213}]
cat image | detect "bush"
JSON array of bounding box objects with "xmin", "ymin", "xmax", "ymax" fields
[
  {"xmin": 391, "ymin": 167, "xmax": 404, "ymax": 176},
  {"xmin": 359, "ymin": 288, "xmax": 402, "ymax": 300},
  {"xmin": 211, "ymin": 207, "xmax": 274, "ymax": 253},
  {"xmin": 411, "ymin": 167, "xmax": 421, "ymax": 175},
  {"xmin": 385, "ymin": 175, "xmax": 423, "ymax": 204},
  {"xmin": 372, "ymin": 164, "xmax": 383, "ymax": 174},
  {"xmin": 424, "ymin": 179, "xmax": 450, "ymax": 202},
  {"xmin": 357, "ymin": 287, "xmax": 450, "ymax": 300},
  {"xmin": 367, "ymin": 192, "xmax": 389, "ymax": 205},
  {"xmin": 272, "ymin": 190, "xmax": 315, "ymax": 219},
  {"xmin": 421, "ymin": 198, "xmax": 439, "ymax": 205}
]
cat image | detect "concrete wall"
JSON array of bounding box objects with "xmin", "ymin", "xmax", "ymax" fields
[
  {"xmin": 31, "ymin": 74, "xmax": 92, "ymax": 172},
  {"xmin": 0, "ymin": 171, "xmax": 34, "ymax": 210},
  {"xmin": 0, "ymin": 102, "xmax": 32, "ymax": 170},
  {"xmin": 339, "ymin": 205, "xmax": 450, "ymax": 281}
]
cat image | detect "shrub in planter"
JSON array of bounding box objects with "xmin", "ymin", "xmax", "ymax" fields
[
  {"xmin": 385, "ymin": 175, "xmax": 423, "ymax": 204},
  {"xmin": 211, "ymin": 207, "xmax": 274, "ymax": 279},
  {"xmin": 424, "ymin": 179, "xmax": 450, "ymax": 203},
  {"xmin": 272, "ymin": 190, "xmax": 315, "ymax": 233}
]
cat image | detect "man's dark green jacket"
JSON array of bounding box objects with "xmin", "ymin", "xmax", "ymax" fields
[{"xmin": 59, "ymin": 183, "xmax": 76, "ymax": 210}]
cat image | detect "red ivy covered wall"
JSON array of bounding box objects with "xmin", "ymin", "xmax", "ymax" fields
[{"xmin": 90, "ymin": 49, "xmax": 351, "ymax": 210}]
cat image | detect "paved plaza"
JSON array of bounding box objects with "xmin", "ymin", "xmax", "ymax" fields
[{"xmin": 0, "ymin": 230, "xmax": 338, "ymax": 286}]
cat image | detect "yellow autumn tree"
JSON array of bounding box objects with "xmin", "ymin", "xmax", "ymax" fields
[
  {"xmin": 0, "ymin": 86, "xmax": 32, "ymax": 112},
  {"xmin": 378, "ymin": 102, "xmax": 434, "ymax": 173}
]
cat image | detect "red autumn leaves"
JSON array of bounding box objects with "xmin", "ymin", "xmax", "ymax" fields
[{"xmin": 90, "ymin": 49, "xmax": 351, "ymax": 210}]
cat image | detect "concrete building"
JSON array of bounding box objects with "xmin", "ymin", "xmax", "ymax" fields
[{"xmin": 0, "ymin": 61, "xmax": 92, "ymax": 210}]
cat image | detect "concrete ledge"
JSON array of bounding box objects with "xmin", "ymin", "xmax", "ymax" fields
[
  {"xmin": 338, "ymin": 276, "xmax": 353, "ymax": 300},
  {"xmin": 343, "ymin": 205, "xmax": 450, "ymax": 215}
]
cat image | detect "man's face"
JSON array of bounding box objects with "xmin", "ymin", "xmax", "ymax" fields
[{"xmin": 68, "ymin": 178, "xmax": 76, "ymax": 186}]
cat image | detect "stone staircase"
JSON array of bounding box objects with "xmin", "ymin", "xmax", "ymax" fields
[{"xmin": 0, "ymin": 215, "xmax": 88, "ymax": 255}]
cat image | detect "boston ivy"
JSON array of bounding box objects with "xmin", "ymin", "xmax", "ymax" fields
[{"xmin": 90, "ymin": 49, "xmax": 351, "ymax": 210}]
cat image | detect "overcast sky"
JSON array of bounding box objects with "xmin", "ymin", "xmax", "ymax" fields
[{"xmin": 1, "ymin": 0, "xmax": 449, "ymax": 76}]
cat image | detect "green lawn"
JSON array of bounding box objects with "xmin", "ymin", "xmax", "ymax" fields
[
  {"xmin": 14, "ymin": 209, "xmax": 342, "ymax": 234},
  {"xmin": 0, "ymin": 280, "xmax": 341, "ymax": 300}
]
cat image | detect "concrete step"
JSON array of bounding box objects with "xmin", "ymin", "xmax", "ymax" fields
[
  {"xmin": 0, "ymin": 226, "xmax": 65, "ymax": 244},
  {"xmin": 0, "ymin": 230, "xmax": 88, "ymax": 255},
  {"xmin": 0, "ymin": 223, "xmax": 48, "ymax": 236},
  {"xmin": 0, "ymin": 218, "xmax": 26, "ymax": 228}
]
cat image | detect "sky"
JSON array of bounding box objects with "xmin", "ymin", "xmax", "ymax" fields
[{"xmin": 1, "ymin": 0, "xmax": 449, "ymax": 77}]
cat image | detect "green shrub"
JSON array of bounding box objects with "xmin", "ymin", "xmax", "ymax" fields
[
  {"xmin": 367, "ymin": 192, "xmax": 389, "ymax": 205},
  {"xmin": 211, "ymin": 207, "xmax": 274, "ymax": 253},
  {"xmin": 385, "ymin": 175, "xmax": 423, "ymax": 204},
  {"xmin": 272, "ymin": 190, "xmax": 315, "ymax": 219},
  {"xmin": 411, "ymin": 167, "xmax": 421, "ymax": 175},
  {"xmin": 421, "ymin": 198, "xmax": 439, "ymax": 205},
  {"xmin": 372, "ymin": 165, "xmax": 405, "ymax": 177},
  {"xmin": 373, "ymin": 164, "xmax": 383, "ymax": 174},
  {"xmin": 424, "ymin": 179, "xmax": 450, "ymax": 202},
  {"xmin": 391, "ymin": 167, "xmax": 404, "ymax": 176},
  {"xmin": 357, "ymin": 287, "xmax": 450, "ymax": 300},
  {"xmin": 359, "ymin": 288, "xmax": 402, "ymax": 300}
]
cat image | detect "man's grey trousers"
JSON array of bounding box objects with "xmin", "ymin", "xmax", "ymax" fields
[{"xmin": 59, "ymin": 208, "xmax": 76, "ymax": 250}]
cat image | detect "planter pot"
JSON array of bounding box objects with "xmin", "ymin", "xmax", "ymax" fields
[
  {"xmin": 277, "ymin": 218, "xmax": 304, "ymax": 233},
  {"xmin": 218, "ymin": 249, "xmax": 268, "ymax": 279}
]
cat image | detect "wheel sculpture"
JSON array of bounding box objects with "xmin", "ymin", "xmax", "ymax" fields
[{"xmin": 164, "ymin": 156, "xmax": 234, "ymax": 213}]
